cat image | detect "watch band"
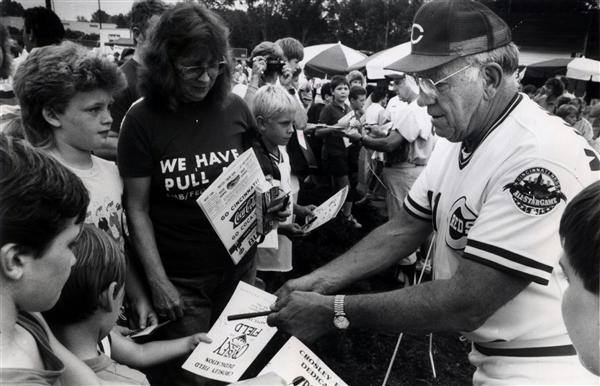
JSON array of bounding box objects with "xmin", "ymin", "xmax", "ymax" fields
[{"xmin": 334, "ymin": 294, "xmax": 346, "ymax": 316}]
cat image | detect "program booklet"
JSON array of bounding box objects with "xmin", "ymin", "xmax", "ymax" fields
[
  {"xmin": 259, "ymin": 336, "xmax": 348, "ymax": 386},
  {"xmin": 182, "ymin": 281, "xmax": 278, "ymax": 383},
  {"xmin": 196, "ymin": 148, "xmax": 268, "ymax": 264}
]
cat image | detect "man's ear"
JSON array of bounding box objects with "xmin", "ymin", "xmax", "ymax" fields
[
  {"xmin": 41, "ymin": 106, "xmax": 62, "ymax": 128},
  {"xmin": 481, "ymin": 63, "xmax": 503, "ymax": 101},
  {"xmin": 0, "ymin": 243, "xmax": 30, "ymax": 281},
  {"xmin": 99, "ymin": 281, "xmax": 119, "ymax": 312}
]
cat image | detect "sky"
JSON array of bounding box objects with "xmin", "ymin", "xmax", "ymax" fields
[{"xmin": 16, "ymin": 0, "xmax": 180, "ymax": 21}]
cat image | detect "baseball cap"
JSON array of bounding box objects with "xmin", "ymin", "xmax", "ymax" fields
[{"xmin": 386, "ymin": 0, "xmax": 511, "ymax": 73}]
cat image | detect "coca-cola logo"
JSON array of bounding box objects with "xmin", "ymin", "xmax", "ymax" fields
[{"xmin": 230, "ymin": 195, "xmax": 255, "ymax": 228}]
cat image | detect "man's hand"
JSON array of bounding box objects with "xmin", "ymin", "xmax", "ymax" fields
[
  {"xmin": 279, "ymin": 63, "xmax": 294, "ymax": 88},
  {"xmin": 149, "ymin": 278, "xmax": 184, "ymax": 321},
  {"xmin": 274, "ymin": 272, "xmax": 330, "ymax": 299},
  {"xmin": 267, "ymin": 291, "xmax": 335, "ymax": 343},
  {"xmin": 251, "ymin": 56, "xmax": 266, "ymax": 83},
  {"xmin": 343, "ymin": 130, "xmax": 362, "ymax": 142}
]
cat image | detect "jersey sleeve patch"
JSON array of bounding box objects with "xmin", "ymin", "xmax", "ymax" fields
[
  {"xmin": 464, "ymin": 239, "xmax": 553, "ymax": 285},
  {"xmin": 502, "ymin": 167, "xmax": 566, "ymax": 216},
  {"xmin": 403, "ymin": 193, "xmax": 432, "ymax": 221}
]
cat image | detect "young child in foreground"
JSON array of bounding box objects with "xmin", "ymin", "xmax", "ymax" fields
[
  {"xmin": 559, "ymin": 180, "xmax": 600, "ymax": 376},
  {"xmin": 251, "ymin": 84, "xmax": 315, "ymax": 284},
  {"xmin": 0, "ymin": 135, "xmax": 100, "ymax": 385},
  {"xmin": 44, "ymin": 224, "xmax": 211, "ymax": 385}
]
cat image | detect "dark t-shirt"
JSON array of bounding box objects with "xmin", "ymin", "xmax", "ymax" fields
[
  {"xmin": 110, "ymin": 59, "xmax": 140, "ymax": 133},
  {"xmin": 319, "ymin": 102, "xmax": 349, "ymax": 158},
  {"xmin": 307, "ymin": 102, "xmax": 325, "ymax": 124},
  {"xmin": 118, "ymin": 94, "xmax": 256, "ymax": 277}
]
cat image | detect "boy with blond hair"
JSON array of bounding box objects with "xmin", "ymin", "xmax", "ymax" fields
[{"xmin": 251, "ymin": 84, "xmax": 315, "ymax": 284}]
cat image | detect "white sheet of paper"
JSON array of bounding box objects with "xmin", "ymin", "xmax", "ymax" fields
[
  {"xmin": 302, "ymin": 186, "xmax": 348, "ymax": 233},
  {"xmin": 182, "ymin": 281, "xmax": 278, "ymax": 383},
  {"xmin": 229, "ymin": 372, "xmax": 287, "ymax": 386},
  {"xmin": 296, "ymin": 130, "xmax": 308, "ymax": 150},
  {"xmin": 258, "ymin": 229, "xmax": 278, "ymax": 249},
  {"xmin": 196, "ymin": 149, "xmax": 268, "ymax": 264},
  {"xmin": 129, "ymin": 321, "xmax": 170, "ymax": 339},
  {"xmin": 259, "ymin": 336, "xmax": 349, "ymax": 386}
]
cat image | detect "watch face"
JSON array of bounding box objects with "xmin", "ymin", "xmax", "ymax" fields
[{"xmin": 334, "ymin": 315, "xmax": 350, "ymax": 329}]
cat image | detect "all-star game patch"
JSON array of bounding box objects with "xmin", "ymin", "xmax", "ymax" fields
[{"xmin": 503, "ymin": 167, "xmax": 567, "ymax": 215}]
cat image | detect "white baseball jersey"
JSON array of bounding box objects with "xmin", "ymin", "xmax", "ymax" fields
[{"xmin": 404, "ymin": 93, "xmax": 600, "ymax": 346}]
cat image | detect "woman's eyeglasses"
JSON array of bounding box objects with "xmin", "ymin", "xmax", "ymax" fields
[
  {"xmin": 418, "ymin": 64, "xmax": 471, "ymax": 99},
  {"xmin": 178, "ymin": 60, "xmax": 227, "ymax": 79}
]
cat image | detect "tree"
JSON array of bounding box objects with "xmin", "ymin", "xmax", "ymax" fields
[
  {"xmin": 76, "ymin": 15, "xmax": 88, "ymax": 22},
  {"xmin": 64, "ymin": 28, "xmax": 85, "ymax": 40},
  {"xmin": 109, "ymin": 13, "xmax": 129, "ymax": 28},
  {"xmin": 91, "ymin": 9, "xmax": 110, "ymax": 23},
  {"xmin": 281, "ymin": 0, "xmax": 328, "ymax": 45},
  {"xmin": 0, "ymin": 0, "xmax": 24, "ymax": 16}
]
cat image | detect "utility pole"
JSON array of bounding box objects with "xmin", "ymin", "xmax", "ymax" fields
[
  {"xmin": 45, "ymin": 0, "xmax": 52, "ymax": 10},
  {"xmin": 97, "ymin": 0, "xmax": 102, "ymax": 29}
]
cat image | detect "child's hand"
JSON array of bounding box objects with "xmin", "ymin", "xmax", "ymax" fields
[
  {"xmin": 279, "ymin": 223, "xmax": 308, "ymax": 238},
  {"xmin": 188, "ymin": 333, "xmax": 212, "ymax": 351},
  {"xmin": 295, "ymin": 204, "xmax": 316, "ymax": 219},
  {"xmin": 113, "ymin": 325, "xmax": 134, "ymax": 337}
]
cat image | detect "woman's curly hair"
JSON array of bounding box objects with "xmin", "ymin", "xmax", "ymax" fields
[{"xmin": 139, "ymin": 2, "xmax": 233, "ymax": 111}]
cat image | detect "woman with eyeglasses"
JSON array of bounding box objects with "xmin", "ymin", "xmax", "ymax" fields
[{"xmin": 117, "ymin": 3, "xmax": 257, "ymax": 384}]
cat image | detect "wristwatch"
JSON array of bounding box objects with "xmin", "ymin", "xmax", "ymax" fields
[{"xmin": 333, "ymin": 295, "xmax": 350, "ymax": 330}]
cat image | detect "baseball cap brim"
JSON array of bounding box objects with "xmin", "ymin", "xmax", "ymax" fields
[{"xmin": 385, "ymin": 52, "xmax": 461, "ymax": 74}]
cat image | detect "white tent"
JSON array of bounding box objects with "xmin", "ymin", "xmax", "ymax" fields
[
  {"xmin": 566, "ymin": 57, "xmax": 600, "ymax": 82},
  {"xmin": 348, "ymin": 42, "xmax": 411, "ymax": 79}
]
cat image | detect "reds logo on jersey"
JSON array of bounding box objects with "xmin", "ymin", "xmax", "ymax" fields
[{"xmin": 446, "ymin": 196, "xmax": 477, "ymax": 250}]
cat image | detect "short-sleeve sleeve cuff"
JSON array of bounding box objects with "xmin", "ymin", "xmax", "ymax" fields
[
  {"xmin": 464, "ymin": 239, "xmax": 554, "ymax": 285},
  {"xmin": 403, "ymin": 193, "xmax": 432, "ymax": 222}
]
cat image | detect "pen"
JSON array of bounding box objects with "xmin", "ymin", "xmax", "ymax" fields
[{"xmin": 227, "ymin": 310, "xmax": 272, "ymax": 321}]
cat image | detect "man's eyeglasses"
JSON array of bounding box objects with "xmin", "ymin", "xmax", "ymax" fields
[
  {"xmin": 178, "ymin": 59, "xmax": 227, "ymax": 79},
  {"xmin": 418, "ymin": 64, "xmax": 471, "ymax": 99}
]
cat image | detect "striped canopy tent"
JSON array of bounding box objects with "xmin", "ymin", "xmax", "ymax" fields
[
  {"xmin": 348, "ymin": 42, "xmax": 411, "ymax": 80},
  {"xmin": 300, "ymin": 42, "xmax": 367, "ymax": 78}
]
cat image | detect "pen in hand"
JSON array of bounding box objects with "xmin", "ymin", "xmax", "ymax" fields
[{"xmin": 227, "ymin": 310, "xmax": 272, "ymax": 321}]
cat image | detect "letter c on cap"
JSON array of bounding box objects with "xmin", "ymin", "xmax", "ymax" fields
[{"xmin": 411, "ymin": 23, "xmax": 424, "ymax": 44}]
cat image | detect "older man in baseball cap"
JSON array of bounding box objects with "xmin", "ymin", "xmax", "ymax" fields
[{"xmin": 266, "ymin": 1, "xmax": 600, "ymax": 384}]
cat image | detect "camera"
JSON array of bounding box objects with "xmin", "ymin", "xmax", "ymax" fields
[{"xmin": 265, "ymin": 57, "xmax": 285, "ymax": 74}]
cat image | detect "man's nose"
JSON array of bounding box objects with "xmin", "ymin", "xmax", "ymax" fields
[{"xmin": 417, "ymin": 90, "xmax": 435, "ymax": 107}]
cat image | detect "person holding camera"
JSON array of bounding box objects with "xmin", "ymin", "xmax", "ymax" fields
[{"xmin": 232, "ymin": 41, "xmax": 289, "ymax": 104}]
